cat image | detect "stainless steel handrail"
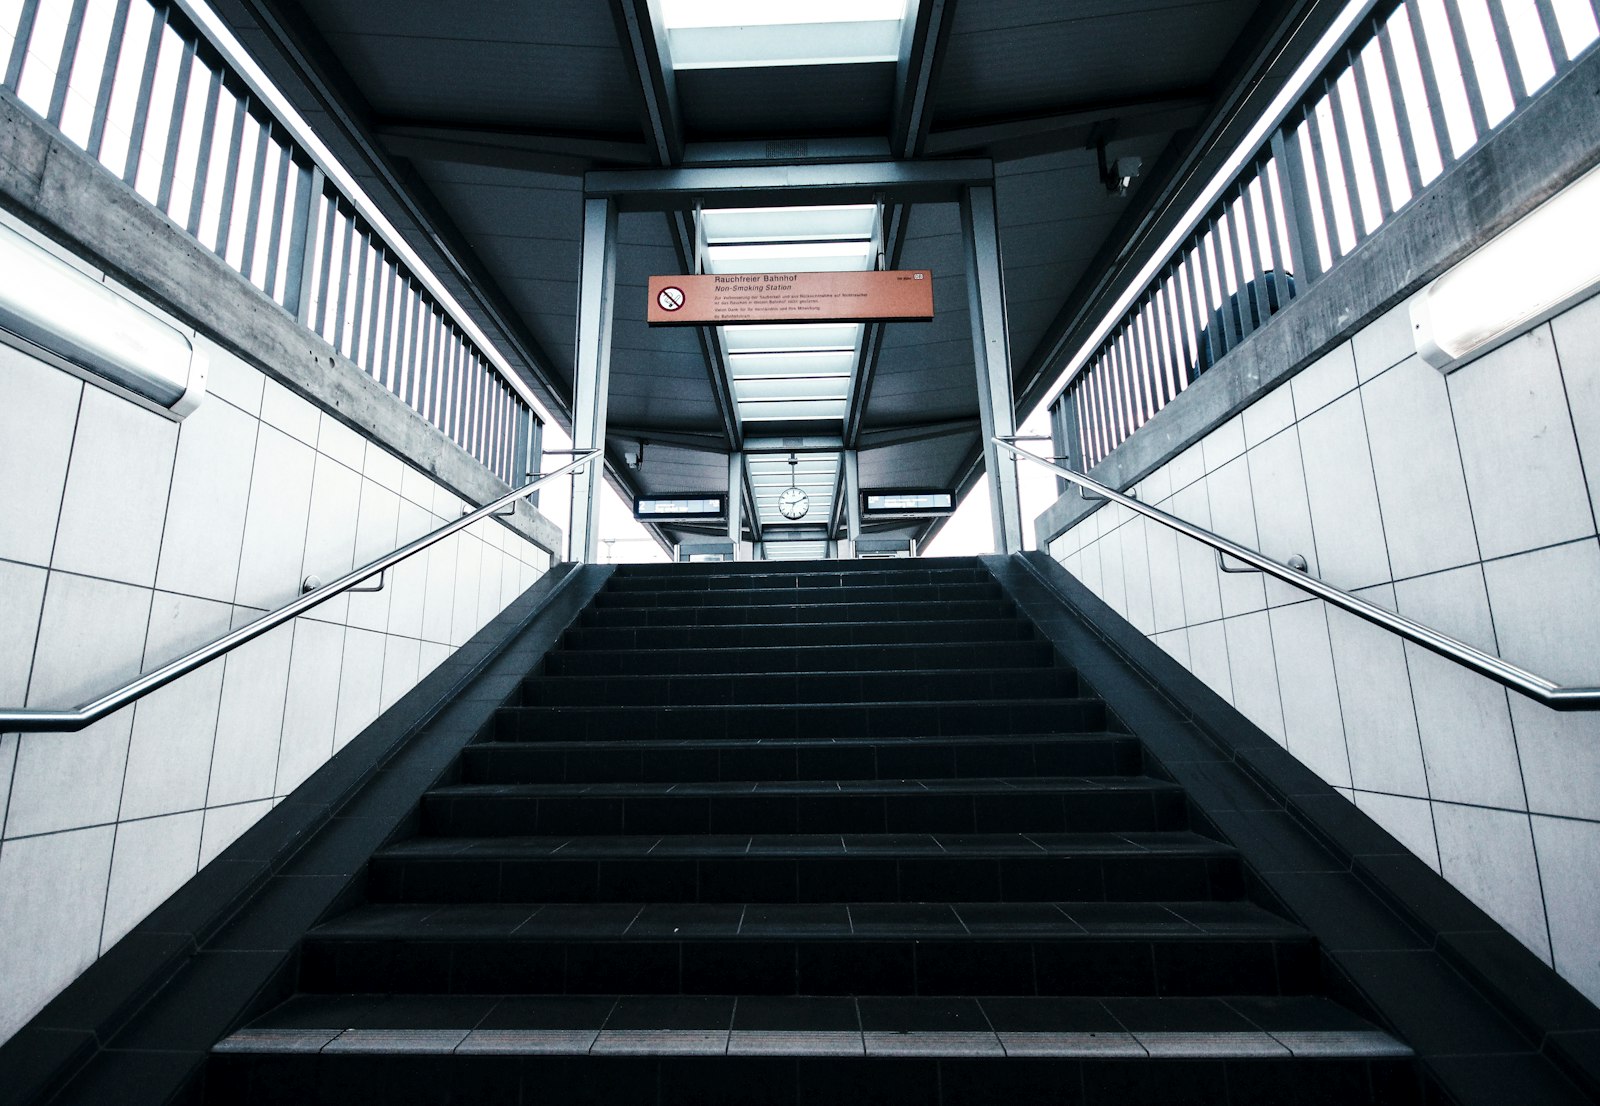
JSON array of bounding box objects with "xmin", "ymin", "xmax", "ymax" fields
[
  {"xmin": 998, "ymin": 438, "xmax": 1600, "ymax": 711},
  {"xmin": 0, "ymin": 451, "xmax": 601, "ymax": 733}
]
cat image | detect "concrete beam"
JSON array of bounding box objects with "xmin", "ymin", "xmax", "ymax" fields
[
  {"xmin": 0, "ymin": 89, "xmax": 563, "ymax": 554},
  {"xmin": 585, "ymin": 159, "xmax": 995, "ymax": 210}
]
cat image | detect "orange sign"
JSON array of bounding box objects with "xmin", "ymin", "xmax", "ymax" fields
[{"xmin": 647, "ymin": 271, "xmax": 934, "ymax": 326}]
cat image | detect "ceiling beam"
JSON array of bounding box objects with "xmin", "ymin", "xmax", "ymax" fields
[
  {"xmin": 607, "ymin": 426, "xmax": 731, "ymax": 454},
  {"xmin": 608, "ymin": 0, "xmax": 685, "ymax": 166},
  {"xmin": 585, "ymin": 159, "xmax": 994, "ymax": 210},
  {"xmin": 857, "ymin": 417, "xmax": 980, "ymax": 450},
  {"xmin": 842, "ymin": 200, "xmax": 911, "ymax": 449},
  {"xmin": 374, "ymin": 122, "xmax": 654, "ymax": 175},
  {"xmin": 923, "ymin": 92, "xmax": 1211, "ymax": 158},
  {"xmin": 892, "ymin": 0, "xmax": 959, "ymax": 159}
]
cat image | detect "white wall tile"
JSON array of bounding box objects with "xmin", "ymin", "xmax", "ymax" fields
[
  {"xmin": 27, "ymin": 571, "xmax": 150, "ymax": 709},
  {"xmin": 420, "ymin": 535, "xmax": 460, "ymax": 645},
  {"xmin": 1138, "ymin": 463, "xmax": 1172, "ymax": 507},
  {"xmin": 1298, "ymin": 393, "xmax": 1392, "ymax": 589},
  {"xmin": 450, "ymin": 536, "xmax": 485, "ymax": 647},
  {"xmin": 1352, "ymin": 298, "xmax": 1417, "ymax": 382},
  {"xmin": 1205, "ymin": 458, "xmax": 1267, "ymax": 616},
  {"xmin": 1166, "ymin": 442, "xmax": 1205, "ymax": 494},
  {"xmin": 0, "ymin": 561, "xmax": 47, "ymax": 704},
  {"xmin": 1434, "ymin": 803, "xmax": 1551, "ymax": 963},
  {"xmin": 1145, "ymin": 519, "xmax": 1188, "ymax": 634},
  {"xmin": 1094, "ymin": 532, "xmax": 1128, "ymax": 620},
  {"xmin": 199, "ymin": 799, "xmax": 272, "ymax": 866},
  {"xmin": 207, "ymin": 619, "xmax": 293, "ymax": 807},
  {"xmin": 3, "ymin": 711, "xmax": 132, "ymax": 837},
  {"xmin": 1076, "ymin": 539, "xmax": 1102, "ymax": 596},
  {"xmin": 1242, "ymin": 380, "xmax": 1295, "ymax": 448},
  {"xmin": 0, "ymin": 349, "xmax": 81, "ymax": 567},
  {"xmin": 1153, "ymin": 629, "xmax": 1191, "ymax": 668},
  {"xmin": 275, "ymin": 618, "xmax": 343, "ymax": 796},
  {"xmin": 1530, "ymin": 814, "xmax": 1600, "ymax": 1005},
  {"xmin": 1117, "ymin": 520, "xmax": 1155, "ymax": 634},
  {"xmin": 1484, "ymin": 540, "xmax": 1600, "ymax": 820},
  {"xmin": 234, "ymin": 425, "xmax": 316, "ymax": 611},
  {"xmin": 385, "ymin": 501, "xmax": 432, "ymax": 640},
  {"xmin": 196, "ymin": 339, "xmax": 263, "ymax": 417},
  {"xmin": 259, "ymin": 379, "xmax": 320, "ymax": 446},
  {"xmin": 1553, "ymin": 291, "xmax": 1600, "ymax": 528},
  {"xmin": 1268, "ymin": 602, "xmax": 1349, "ymax": 786},
  {"xmin": 1245, "ymin": 426, "xmax": 1321, "ymax": 605},
  {"xmin": 1450, "ymin": 326, "xmax": 1594, "ymax": 560},
  {"xmin": 1326, "ymin": 591, "xmax": 1429, "ymax": 797},
  {"xmin": 1201, "ymin": 414, "xmax": 1246, "ymax": 472},
  {"xmin": 346, "ymin": 480, "xmax": 399, "ymax": 633},
  {"xmin": 399, "ymin": 463, "xmax": 436, "ymax": 512},
  {"xmin": 100, "ymin": 810, "xmax": 202, "ymax": 950},
  {"xmin": 1290, "ymin": 343, "xmax": 1358, "ymax": 418},
  {"xmin": 1170, "ymin": 483, "xmax": 1222, "ymax": 625},
  {"xmin": 419, "ymin": 641, "xmax": 451, "ymax": 682},
  {"xmin": 1360, "ymin": 356, "xmax": 1480, "ymax": 579},
  {"xmin": 299, "ymin": 453, "xmax": 362, "ymax": 625},
  {"xmin": 0, "ymin": 824, "xmax": 115, "ymax": 1041},
  {"xmin": 1395, "ymin": 566, "xmax": 1527, "ymax": 809},
  {"xmin": 381, "ymin": 635, "xmax": 421, "ymax": 711},
  {"xmin": 120, "ymin": 592, "xmax": 231, "ymax": 820},
  {"xmin": 51, "ymin": 386, "xmax": 177, "ymax": 588},
  {"xmin": 333, "ymin": 627, "xmax": 385, "ymax": 750},
  {"xmin": 316, "ymin": 411, "xmax": 366, "ymax": 472},
  {"xmin": 155, "ymin": 397, "xmax": 257, "ymax": 603},
  {"xmin": 364, "ymin": 442, "xmax": 405, "ymax": 494},
  {"xmin": 1354, "ymin": 791, "xmax": 1440, "ymax": 871},
  {"xmin": 1223, "ymin": 611, "xmax": 1286, "ymax": 743},
  {"xmin": 433, "ymin": 483, "xmax": 464, "ymax": 522},
  {"xmin": 0, "ymin": 735, "xmax": 15, "ymax": 840},
  {"xmin": 1186, "ymin": 619, "xmax": 1233, "ymax": 703}
]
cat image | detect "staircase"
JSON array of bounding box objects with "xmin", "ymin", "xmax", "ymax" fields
[{"xmin": 208, "ymin": 558, "xmax": 1417, "ymax": 1104}]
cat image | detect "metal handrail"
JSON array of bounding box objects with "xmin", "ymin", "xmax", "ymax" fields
[
  {"xmin": 998, "ymin": 438, "xmax": 1600, "ymax": 711},
  {"xmin": 0, "ymin": 451, "xmax": 601, "ymax": 733}
]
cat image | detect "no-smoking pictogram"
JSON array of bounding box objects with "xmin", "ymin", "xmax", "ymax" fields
[{"xmin": 657, "ymin": 286, "xmax": 685, "ymax": 312}]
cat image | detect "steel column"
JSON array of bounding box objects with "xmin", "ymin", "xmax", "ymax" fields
[
  {"xmin": 842, "ymin": 449, "xmax": 862, "ymax": 559},
  {"xmin": 569, "ymin": 197, "xmax": 619, "ymax": 563},
  {"xmin": 727, "ymin": 451, "xmax": 744, "ymax": 558},
  {"xmin": 959, "ymin": 185, "xmax": 1024, "ymax": 554}
]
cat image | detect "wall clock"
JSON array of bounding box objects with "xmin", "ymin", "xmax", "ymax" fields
[{"xmin": 778, "ymin": 454, "xmax": 809, "ymax": 520}]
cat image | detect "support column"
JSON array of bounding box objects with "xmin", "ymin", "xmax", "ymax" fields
[
  {"xmin": 727, "ymin": 451, "xmax": 744, "ymax": 559},
  {"xmin": 842, "ymin": 449, "xmax": 862, "ymax": 560},
  {"xmin": 960, "ymin": 185, "xmax": 1024, "ymax": 555},
  {"xmin": 569, "ymin": 197, "xmax": 618, "ymax": 563}
]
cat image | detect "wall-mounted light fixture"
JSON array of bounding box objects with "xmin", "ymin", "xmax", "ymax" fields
[
  {"xmin": 1097, "ymin": 138, "xmax": 1143, "ymax": 198},
  {"xmin": 1412, "ymin": 162, "xmax": 1600, "ymax": 372},
  {"xmin": 0, "ymin": 221, "xmax": 206, "ymax": 418}
]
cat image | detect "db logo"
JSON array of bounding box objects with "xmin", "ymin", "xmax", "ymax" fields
[{"xmin": 657, "ymin": 286, "xmax": 685, "ymax": 312}]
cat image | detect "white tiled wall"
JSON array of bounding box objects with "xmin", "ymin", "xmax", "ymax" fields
[
  {"xmin": 1049, "ymin": 291, "xmax": 1600, "ymax": 1006},
  {"xmin": 0, "ymin": 313, "xmax": 553, "ymax": 1042}
]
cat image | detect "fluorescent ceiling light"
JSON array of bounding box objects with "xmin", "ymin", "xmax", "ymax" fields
[
  {"xmin": 730, "ymin": 350, "xmax": 855, "ymax": 378},
  {"xmin": 702, "ymin": 205, "xmax": 877, "ymax": 244},
  {"xmin": 723, "ymin": 323, "xmax": 860, "ymax": 353},
  {"xmin": 661, "ymin": 1, "xmax": 911, "ymax": 69},
  {"xmin": 0, "ymin": 221, "xmax": 206, "ymax": 418},
  {"xmin": 661, "ymin": 0, "xmax": 908, "ymax": 29},
  {"xmin": 1412, "ymin": 162, "xmax": 1600, "ymax": 371},
  {"xmin": 706, "ymin": 241, "xmax": 874, "ymax": 274}
]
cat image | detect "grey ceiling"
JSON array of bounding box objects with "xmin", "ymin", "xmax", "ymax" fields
[{"xmin": 208, "ymin": 0, "xmax": 1310, "ymax": 549}]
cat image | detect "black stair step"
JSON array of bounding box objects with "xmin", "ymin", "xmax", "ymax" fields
[
  {"xmin": 594, "ymin": 582, "xmax": 1001, "ymax": 608},
  {"xmin": 542, "ymin": 639, "xmax": 1057, "ymax": 677},
  {"xmin": 612, "ymin": 558, "xmax": 987, "ymax": 581},
  {"xmin": 605, "ymin": 566, "xmax": 992, "ymax": 592},
  {"xmin": 297, "ymin": 901, "xmax": 1316, "ymax": 998},
  {"xmin": 367, "ymin": 831, "xmax": 1243, "ymax": 905},
  {"xmin": 582, "ymin": 599, "xmax": 1016, "ymax": 628},
  {"xmin": 560, "ymin": 617, "xmax": 1037, "ymax": 652},
  {"xmin": 519, "ymin": 667, "xmax": 1078, "ymax": 708},
  {"xmin": 491, "ymin": 698, "xmax": 1108, "ymax": 743},
  {"xmin": 461, "ymin": 732, "xmax": 1143, "ymax": 785},
  {"xmin": 420, "ymin": 777, "xmax": 1187, "ymax": 837}
]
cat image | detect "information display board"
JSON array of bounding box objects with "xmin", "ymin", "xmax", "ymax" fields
[{"xmin": 646, "ymin": 271, "xmax": 934, "ymax": 326}]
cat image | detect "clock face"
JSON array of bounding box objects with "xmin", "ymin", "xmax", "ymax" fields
[{"xmin": 778, "ymin": 487, "xmax": 810, "ymax": 520}]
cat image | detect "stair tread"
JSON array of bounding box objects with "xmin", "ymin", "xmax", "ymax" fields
[
  {"xmin": 427, "ymin": 775, "xmax": 1182, "ymax": 798},
  {"xmin": 376, "ymin": 830, "xmax": 1237, "ymax": 860},
  {"xmin": 467, "ymin": 731, "xmax": 1134, "ymax": 753},
  {"xmin": 308, "ymin": 899, "xmax": 1308, "ymax": 941},
  {"xmin": 526, "ymin": 665, "xmax": 1067, "ymax": 684},
  {"xmin": 499, "ymin": 696, "xmax": 1100, "ymax": 713},
  {"xmin": 220, "ymin": 993, "xmax": 1410, "ymax": 1059}
]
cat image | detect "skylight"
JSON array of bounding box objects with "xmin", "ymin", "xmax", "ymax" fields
[{"xmin": 659, "ymin": 0, "xmax": 915, "ymax": 70}]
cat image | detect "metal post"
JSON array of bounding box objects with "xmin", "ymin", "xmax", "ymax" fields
[
  {"xmin": 842, "ymin": 449, "xmax": 862, "ymax": 559},
  {"xmin": 727, "ymin": 451, "xmax": 744, "ymax": 559},
  {"xmin": 960, "ymin": 185, "xmax": 1024, "ymax": 554},
  {"xmin": 569, "ymin": 197, "xmax": 618, "ymax": 563}
]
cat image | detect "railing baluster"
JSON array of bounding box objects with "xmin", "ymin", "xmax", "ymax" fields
[
  {"xmin": 1329, "ymin": 69, "xmax": 1375, "ymax": 243},
  {"xmin": 5, "ymin": 0, "xmax": 41, "ymax": 90},
  {"xmin": 1440, "ymin": 0, "xmax": 1495, "ymax": 139},
  {"xmin": 1484, "ymin": 0, "xmax": 1527, "ymax": 100},
  {"xmin": 1529, "ymin": 0, "xmax": 1568, "ymax": 65},
  {"xmin": 1238, "ymin": 174, "xmax": 1276, "ymax": 325},
  {"xmin": 1351, "ymin": 37, "xmax": 1397, "ymax": 221},
  {"xmin": 1401, "ymin": 0, "xmax": 1454, "ymax": 165},
  {"xmin": 1376, "ymin": 15, "xmax": 1425, "ymax": 199},
  {"xmin": 184, "ymin": 65, "xmax": 222, "ymax": 236},
  {"xmin": 1304, "ymin": 95, "xmax": 1347, "ymax": 259},
  {"xmin": 46, "ymin": 0, "xmax": 90, "ymax": 126},
  {"xmin": 85, "ymin": 0, "xmax": 130, "ymax": 158},
  {"xmin": 1270, "ymin": 123, "xmax": 1321, "ymax": 284},
  {"xmin": 211, "ymin": 85, "xmax": 247, "ymax": 256},
  {"xmin": 154, "ymin": 37, "xmax": 195, "ymax": 213},
  {"xmin": 237, "ymin": 116, "xmax": 269, "ymax": 278}
]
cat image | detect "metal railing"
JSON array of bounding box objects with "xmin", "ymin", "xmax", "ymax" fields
[
  {"xmin": 0, "ymin": 451, "xmax": 599, "ymax": 733},
  {"xmin": 999, "ymin": 439, "xmax": 1600, "ymax": 711},
  {"xmin": 0, "ymin": 0, "xmax": 541, "ymax": 486},
  {"xmin": 1052, "ymin": 0, "xmax": 1600, "ymax": 472}
]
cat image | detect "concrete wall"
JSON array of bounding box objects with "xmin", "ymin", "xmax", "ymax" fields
[
  {"xmin": 1048, "ymin": 288, "xmax": 1600, "ymax": 1006},
  {"xmin": 0, "ymin": 220, "xmax": 555, "ymax": 1042}
]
